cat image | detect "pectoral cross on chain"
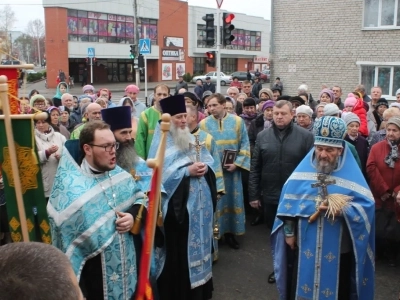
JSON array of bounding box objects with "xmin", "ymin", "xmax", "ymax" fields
[
  {"xmin": 309, "ymin": 173, "xmax": 336, "ymax": 223},
  {"xmin": 190, "ymin": 134, "xmax": 205, "ymax": 162},
  {"xmin": 311, "ymin": 173, "xmax": 336, "ymax": 201}
]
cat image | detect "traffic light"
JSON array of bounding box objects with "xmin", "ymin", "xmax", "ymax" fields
[
  {"xmin": 222, "ymin": 13, "xmax": 235, "ymax": 46},
  {"xmin": 130, "ymin": 45, "xmax": 135, "ymax": 59},
  {"xmin": 202, "ymin": 14, "xmax": 215, "ymax": 47},
  {"xmin": 206, "ymin": 51, "xmax": 216, "ymax": 67},
  {"xmin": 138, "ymin": 54, "xmax": 144, "ymax": 68}
]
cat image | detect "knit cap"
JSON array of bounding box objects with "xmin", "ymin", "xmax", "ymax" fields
[
  {"xmin": 375, "ymin": 98, "xmax": 388, "ymax": 108},
  {"xmin": 344, "ymin": 94, "xmax": 357, "ymax": 107},
  {"xmin": 318, "ymin": 89, "xmax": 334, "ymax": 103},
  {"xmin": 396, "ymin": 88, "xmax": 400, "ymax": 95},
  {"xmin": 387, "ymin": 116, "xmax": 400, "ymax": 129},
  {"xmin": 258, "ymin": 88, "xmax": 273, "ymax": 100},
  {"xmin": 30, "ymin": 94, "xmax": 46, "ymax": 107},
  {"xmin": 82, "ymin": 85, "xmax": 95, "ymax": 93},
  {"xmin": 296, "ymin": 105, "xmax": 313, "ymax": 118},
  {"xmin": 125, "ymin": 85, "xmax": 139, "ymax": 93},
  {"xmin": 343, "ymin": 112, "xmax": 360, "ymax": 126},
  {"xmin": 323, "ymin": 103, "xmax": 340, "ymax": 116},
  {"xmin": 262, "ymin": 100, "xmax": 275, "ymax": 111}
]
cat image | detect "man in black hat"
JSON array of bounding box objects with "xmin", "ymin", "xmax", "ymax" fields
[
  {"xmin": 148, "ymin": 95, "xmax": 219, "ymax": 300},
  {"xmin": 203, "ymin": 77, "xmax": 216, "ymax": 93},
  {"xmin": 101, "ymin": 106, "xmax": 152, "ymax": 193}
]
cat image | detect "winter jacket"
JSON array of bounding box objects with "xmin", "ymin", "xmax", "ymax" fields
[
  {"xmin": 367, "ymin": 140, "xmax": 400, "ymax": 210},
  {"xmin": 249, "ymin": 122, "xmax": 314, "ymax": 204},
  {"xmin": 352, "ymin": 99, "xmax": 369, "ymax": 137},
  {"xmin": 174, "ymin": 80, "xmax": 188, "ymax": 95},
  {"xmin": 35, "ymin": 127, "xmax": 66, "ymax": 197},
  {"xmin": 252, "ymin": 83, "xmax": 262, "ymax": 99},
  {"xmin": 239, "ymin": 113, "xmax": 258, "ymax": 132},
  {"xmin": 70, "ymin": 107, "xmax": 83, "ymax": 124},
  {"xmin": 203, "ymin": 83, "xmax": 216, "ymax": 93}
]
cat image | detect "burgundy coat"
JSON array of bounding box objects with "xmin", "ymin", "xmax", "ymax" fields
[{"xmin": 367, "ymin": 140, "xmax": 400, "ymax": 211}]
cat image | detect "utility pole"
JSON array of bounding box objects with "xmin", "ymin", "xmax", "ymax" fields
[
  {"xmin": 37, "ymin": 37, "xmax": 41, "ymax": 67},
  {"xmin": 133, "ymin": 0, "xmax": 140, "ymax": 87},
  {"xmin": 216, "ymin": 8, "xmax": 221, "ymax": 93}
]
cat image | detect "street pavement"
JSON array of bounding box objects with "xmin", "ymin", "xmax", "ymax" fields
[{"xmin": 212, "ymin": 221, "xmax": 399, "ymax": 300}]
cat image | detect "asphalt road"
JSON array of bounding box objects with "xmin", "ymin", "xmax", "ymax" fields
[{"xmin": 212, "ymin": 220, "xmax": 400, "ymax": 300}]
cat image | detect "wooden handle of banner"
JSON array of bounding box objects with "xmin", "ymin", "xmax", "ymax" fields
[
  {"xmin": 145, "ymin": 113, "xmax": 170, "ymax": 277},
  {"xmin": 0, "ymin": 64, "xmax": 35, "ymax": 70},
  {"xmin": 0, "ymin": 112, "xmax": 48, "ymax": 120},
  {"xmin": 0, "ymin": 75, "xmax": 30, "ymax": 242}
]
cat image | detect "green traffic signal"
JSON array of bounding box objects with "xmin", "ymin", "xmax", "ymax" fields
[{"xmin": 130, "ymin": 54, "xmax": 135, "ymax": 59}]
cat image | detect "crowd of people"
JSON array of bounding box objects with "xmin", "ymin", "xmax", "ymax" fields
[{"xmin": 0, "ymin": 75, "xmax": 400, "ymax": 300}]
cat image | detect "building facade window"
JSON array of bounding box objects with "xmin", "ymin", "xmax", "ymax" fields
[
  {"xmin": 230, "ymin": 29, "xmax": 261, "ymax": 51},
  {"xmin": 196, "ymin": 24, "xmax": 261, "ymax": 50},
  {"xmin": 193, "ymin": 57, "xmax": 206, "ymax": 75},
  {"xmin": 67, "ymin": 10, "xmax": 157, "ymax": 45},
  {"xmin": 361, "ymin": 64, "xmax": 400, "ymax": 97},
  {"xmin": 364, "ymin": 0, "xmax": 400, "ymax": 28},
  {"xmin": 221, "ymin": 58, "xmax": 237, "ymax": 74}
]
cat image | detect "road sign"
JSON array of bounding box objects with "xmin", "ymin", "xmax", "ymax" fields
[
  {"xmin": 139, "ymin": 39, "xmax": 151, "ymax": 55},
  {"xmin": 87, "ymin": 47, "xmax": 95, "ymax": 58}
]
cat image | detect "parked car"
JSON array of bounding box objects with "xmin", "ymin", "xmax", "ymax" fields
[
  {"xmin": 230, "ymin": 71, "xmax": 255, "ymax": 82},
  {"xmin": 250, "ymin": 70, "xmax": 269, "ymax": 83},
  {"xmin": 1, "ymin": 60, "xmax": 21, "ymax": 65},
  {"xmin": 191, "ymin": 72, "xmax": 232, "ymax": 86}
]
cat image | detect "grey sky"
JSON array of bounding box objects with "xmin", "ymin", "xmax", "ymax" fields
[{"xmin": 1, "ymin": 0, "xmax": 270, "ymax": 32}]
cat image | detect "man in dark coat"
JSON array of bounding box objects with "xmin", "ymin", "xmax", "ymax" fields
[{"xmin": 249, "ymin": 100, "xmax": 314, "ymax": 283}]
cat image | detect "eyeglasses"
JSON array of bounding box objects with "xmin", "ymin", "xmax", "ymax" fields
[{"xmin": 88, "ymin": 142, "xmax": 119, "ymax": 152}]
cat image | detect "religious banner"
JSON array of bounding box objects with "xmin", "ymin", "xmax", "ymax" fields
[
  {"xmin": 0, "ymin": 118, "xmax": 51, "ymax": 243},
  {"xmin": 0, "ymin": 68, "xmax": 19, "ymax": 114}
]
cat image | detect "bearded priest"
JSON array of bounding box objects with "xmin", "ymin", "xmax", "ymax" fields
[
  {"xmin": 271, "ymin": 116, "xmax": 375, "ymax": 300},
  {"xmin": 149, "ymin": 95, "xmax": 218, "ymax": 300}
]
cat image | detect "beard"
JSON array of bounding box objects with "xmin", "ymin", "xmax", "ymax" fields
[
  {"xmin": 316, "ymin": 155, "xmax": 339, "ymax": 174},
  {"xmin": 116, "ymin": 140, "xmax": 138, "ymax": 172},
  {"xmin": 170, "ymin": 123, "xmax": 191, "ymax": 152}
]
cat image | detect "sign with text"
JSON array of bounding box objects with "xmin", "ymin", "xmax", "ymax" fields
[
  {"xmin": 254, "ymin": 56, "xmax": 269, "ymax": 63},
  {"xmin": 161, "ymin": 49, "xmax": 185, "ymax": 61}
]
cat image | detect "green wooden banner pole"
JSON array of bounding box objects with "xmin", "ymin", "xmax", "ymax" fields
[{"xmin": 0, "ymin": 75, "xmax": 29, "ymax": 242}]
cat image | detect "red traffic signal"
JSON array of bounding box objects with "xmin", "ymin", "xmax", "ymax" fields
[
  {"xmin": 224, "ymin": 13, "xmax": 235, "ymax": 23},
  {"xmin": 206, "ymin": 51, "xmax": 216, "ymax": 67},
  {"xmin": 85, "ymin": 57, "xmax": 89, "ymax": 63}
]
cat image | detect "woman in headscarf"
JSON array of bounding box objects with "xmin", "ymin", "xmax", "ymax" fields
[
  {"xmin": 47, "ymin": 106, "xmax": 70, "ymax": 139},
  {"xmin": 119, "ymin": 97, "xmax": 138, "ymax": 139},
  {"xmin": 52, "ymin": 82, "xmax": 69, "ymax": 107},
  {"xmin": 34, "ymin": 111, "xmax": 66, "ymax": 201}
]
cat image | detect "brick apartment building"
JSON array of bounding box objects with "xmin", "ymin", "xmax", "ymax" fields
[
  {"xmin": 43, "ymin": 0, "xmax": 270, "ymax": 88},
  {"xmin": 270, "ymin": 0, "xmax": 400, "ymax": 100}
]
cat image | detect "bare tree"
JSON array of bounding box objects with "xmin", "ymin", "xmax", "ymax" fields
[
  {"xmin": 0, "ymin": 5, "xmax": 17, "ymax": 58},
  {"xmin": 14, "ymin": 34, "xmax": 34, "ymax": 63},
  {"xmin": 26, "ymin": 19, "xmax": 45, "ymax": 66}
]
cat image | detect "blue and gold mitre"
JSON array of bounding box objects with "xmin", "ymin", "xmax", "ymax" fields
[{"xmin": 313, "ymin": 116, "xmax": 346, "ymax": 148}]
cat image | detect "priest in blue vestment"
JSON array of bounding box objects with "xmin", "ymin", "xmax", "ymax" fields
[
  {"xmin": 199, "ymin": 93, "xmax": 250, "ymax": 249},
  {"xmin": 271, "ymin": 116, "xmax": 375, "ymax": 300},
  {"xmin": 48, "ymin": 120, "xmax": 146, "ymax": 300},
  {"xmin": 149, "ymin": 95, "xmax": 219, "ymax": 300}
]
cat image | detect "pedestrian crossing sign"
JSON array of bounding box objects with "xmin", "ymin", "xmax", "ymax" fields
[{"xmin": 139, "ymin": 39, "xmax": 151, "ymax": 55}]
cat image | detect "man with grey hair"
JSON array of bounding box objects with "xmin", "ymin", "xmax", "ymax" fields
[
  {"xmin": 70, "ymin": 102, "xmax": 103, "ymax": 139},
  {"xmin": 0, "ymin": 242, "xmax": 83, "ymax": 300},
  {"xmin": 249, "ymin": 100, "xmax": 314, "ymax": 284},
  {"xmin": 61, "ymin": 93, "xmax": 74, "ymax": 110}
]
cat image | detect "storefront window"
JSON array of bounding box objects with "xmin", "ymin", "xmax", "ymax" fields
[
  {"xmin": 221, "ymin": 58, "xmax": 237, "ymax": 74},
  {"xmin": 67, "ymin": 9, "xmax": 157, "ymax": 45},
  {"xmin": 231, "ymin": 29, "xmax": 261, "ymax": 51},
  {"xmin": 193, "ymin": 57, "xmax": 206, "ymax": 75}
]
